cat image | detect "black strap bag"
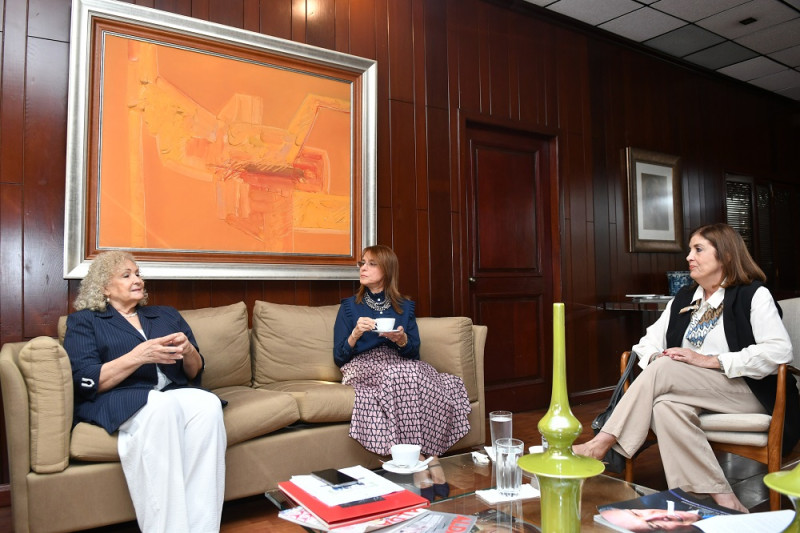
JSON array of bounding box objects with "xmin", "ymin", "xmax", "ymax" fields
[{"xmin": 589, "ymin": 351, "xmax": 639, "ymax": 473}]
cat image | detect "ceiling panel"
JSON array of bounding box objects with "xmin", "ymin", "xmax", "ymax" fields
[{"xmin": 522, "ymin": 0, "xmax": 800, "ymax": 100}]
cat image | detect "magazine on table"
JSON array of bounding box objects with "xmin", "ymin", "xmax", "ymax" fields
[
  {"xmin": 594, "ymin": 488, "xmax": 794, "ymax": 533},
  {"xmin": 377, "ymin": 510, "xmax": 478, "ymax": 532},
  {"xmin": 469, "ymin": 508, "xmax": 541, "ymax": 532},
  {"xmin": 278, "ymin": 465, "xmax": 429, "ymax": 530}
]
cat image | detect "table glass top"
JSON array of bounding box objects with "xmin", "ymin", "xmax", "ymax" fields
[{"xmin": 268, "ymin": 451, "xmax": 657, "ymax": 531}]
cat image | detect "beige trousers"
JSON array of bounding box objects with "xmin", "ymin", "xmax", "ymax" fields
[{"xmin": 601, "ymin": 356, "xmax": 766, "ymax": 494}]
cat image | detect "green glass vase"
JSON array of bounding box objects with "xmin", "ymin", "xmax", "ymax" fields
[
  {"xmin": 764, "ymin": 465, "xmax": 800, "ymax": 532},
  {"xmin": 518, "ymin": 303, "xmax": 604, "ymax": 532}
]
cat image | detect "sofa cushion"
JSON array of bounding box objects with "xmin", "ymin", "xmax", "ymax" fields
[
  {"xmin": 251, "ymin": 301, "xmax": 342, "ymax": 386},
  {"xmin": 417, "ymin": 317, "xmax": 478, "ymax": 402},
  {"xmin": 215, "ymin": 386, "xmax": 301, "ymax": 446},
  {"xmin": 179, "ymin": 302, "xmax": 252, "ymax": 389},
  {"xmin": 17, "ymin": 336, "xmax": 74, "ymax": 473},
  {"xmin": 71, "ymin": 422, "xmax": 118, "ymax": 461},
  {"xmin": 70, "ymin": 387, "xmax": 302, "ymax": 460},
  {"xmin": 260, "ymin": 381, "xmax": 354, "ymax": 423}
]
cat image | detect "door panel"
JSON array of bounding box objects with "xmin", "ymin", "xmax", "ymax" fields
[{"xmin": 465, "ymin": 124, "xmax": 554, "ymax": 413}]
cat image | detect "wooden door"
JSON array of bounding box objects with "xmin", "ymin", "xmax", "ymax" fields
[{"xmin": 464, "ymin": 123, "xmax": 556, "ymax": 413}]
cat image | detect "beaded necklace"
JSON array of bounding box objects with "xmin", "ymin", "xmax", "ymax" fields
[{"xmin": 364, "ymin": 292, "xmax": 391, "ymax": 313}]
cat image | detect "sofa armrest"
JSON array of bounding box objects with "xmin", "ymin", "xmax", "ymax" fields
[
  {"xmin": 0, "ymin": 341, "xmax": 34, "ymax": 532},
  {"xmin": 472, "ymin": 324, "xmax": 488, "ymax": 444}
]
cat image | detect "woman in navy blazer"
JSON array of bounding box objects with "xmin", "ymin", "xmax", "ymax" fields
[{"xmin": 64, "ymin": 251, "xmax": 226, "ymax": 533}]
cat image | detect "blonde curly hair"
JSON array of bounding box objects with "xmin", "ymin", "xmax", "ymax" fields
[{"xmin": 73, "ymin": 251, "xmax": 149, "ymax": 311}]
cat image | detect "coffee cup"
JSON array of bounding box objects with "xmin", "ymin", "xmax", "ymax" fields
[
  {"xmin": 375, "ymin": 318, "xmax": 396, "ymax": 332},
  {"xmin": 390, "ymin": 443, "xmax": 421, "ymax": 467}
]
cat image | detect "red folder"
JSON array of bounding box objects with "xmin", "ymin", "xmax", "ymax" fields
[{"xmin": 278, "ymin": 480, "xmax": 429, "ymax": 529}]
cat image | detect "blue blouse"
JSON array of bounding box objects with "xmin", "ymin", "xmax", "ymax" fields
[{"xmin": 333, "ymin": 290, "xmax": 421, "ymax": 367}]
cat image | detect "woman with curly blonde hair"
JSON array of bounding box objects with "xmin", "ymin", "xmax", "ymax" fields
[{"xmin": 65, "ymin": 251, "xmax": 226, "ymax": 532}]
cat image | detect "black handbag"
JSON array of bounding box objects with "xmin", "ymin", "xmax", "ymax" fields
[{"xmin": 590, "ymin": 351, "xmax": 639, "ymax": 473}]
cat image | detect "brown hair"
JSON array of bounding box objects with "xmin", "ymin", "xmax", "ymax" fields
[
  {"xmin": 355, "ymin": 245, "xmax": 407, "ymax": 313},
  {"xmin": 690, "ymin": 223, "xmax": 766, "ymax": 287}
]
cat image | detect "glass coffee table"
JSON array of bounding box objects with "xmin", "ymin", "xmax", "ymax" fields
[{"xmin": 267, "ymin": 451, "xmax": 657, "ymax": 531}]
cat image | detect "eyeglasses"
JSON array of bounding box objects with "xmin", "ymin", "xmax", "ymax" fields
[{"xmin": 357, "ymin": 260, "xmax": 379, "ymax": 269}]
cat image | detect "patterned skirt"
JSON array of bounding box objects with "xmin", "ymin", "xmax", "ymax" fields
[{"xmin": 341, "ymin": 345, "xmax": 471, "ymax": 456}]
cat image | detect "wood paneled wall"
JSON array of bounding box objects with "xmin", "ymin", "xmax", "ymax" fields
[{"xmin": 1, "ymin": 0, "xmax": 799, "ymax": 486}]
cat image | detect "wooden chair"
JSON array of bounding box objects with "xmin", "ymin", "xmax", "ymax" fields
[{"xmin": 621, "ymin": 297, "xmax": 800, "ymax": 511}]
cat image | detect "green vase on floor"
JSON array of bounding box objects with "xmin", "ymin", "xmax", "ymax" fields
[
  {"xmin": 518, "ymin": 303, "xmax": 604, "ymax": 533},
  {"xmin": 764, "ymin": 465, "xmax": 800, "ymax": 532}
]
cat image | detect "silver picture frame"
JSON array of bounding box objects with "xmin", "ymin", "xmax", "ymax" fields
[{"xmin": 64, "ymin": 0, "xmax": 377, "ymax": 279}]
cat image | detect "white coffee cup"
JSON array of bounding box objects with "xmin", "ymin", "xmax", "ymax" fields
[
  {"xmin": 375, "ymin": 318, "xmax": 396, "ymax": 332},
  {"xmin": 390, "ymin": 444, "xmax": 421, "ymax": 467}
]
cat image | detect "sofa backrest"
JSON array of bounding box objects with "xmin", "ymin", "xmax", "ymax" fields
[
  {"xmin": 250, "ymin": 300, "xmax": 480, "ymax": 402},
  {"xmin": 58, "ymin": 302, "xmax": 253, "ymax": 390},
  {"xmin": 251, "ymin": 300, "xmax": 343, "ymax": 386},
  {"xmin": 179, "ymin": 301, "xmax": 252, "ymax": 389},
  {"xmin": 417, "ymin": 316, "xmax": 479, "ymax": 402}
]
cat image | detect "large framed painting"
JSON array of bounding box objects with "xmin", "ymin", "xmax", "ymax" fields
[
  {"xmin": 64, "ymin": 0, "xmax": 377, "ymax": 279},
  {"xmin": 624, "ymin": 147, "xmax": 683, "ymax": 253}
]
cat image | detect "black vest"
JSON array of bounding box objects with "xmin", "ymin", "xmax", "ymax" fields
[{"xmin": 666, "ymin": 283, "xmax": 799, "ymax": 455}]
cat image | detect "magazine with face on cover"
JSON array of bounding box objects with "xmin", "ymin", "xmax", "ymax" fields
[{"xmin": 594, "ymin": 488, "xmax": 793, "ymax": 533}]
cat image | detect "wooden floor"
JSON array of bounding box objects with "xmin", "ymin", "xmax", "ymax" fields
[{"xmin": 2, "ymin": 399, "xmax": 797, "ymax": 532}]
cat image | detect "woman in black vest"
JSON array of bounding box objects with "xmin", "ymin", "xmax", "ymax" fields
[{"xmin": 574, "ymin": 223, "xmax": 796, "ymax": 512}]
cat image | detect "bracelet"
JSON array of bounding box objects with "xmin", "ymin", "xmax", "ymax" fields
[{"xmin": 397, "ymin": 335, "xmax": 408, "ymax": 348}]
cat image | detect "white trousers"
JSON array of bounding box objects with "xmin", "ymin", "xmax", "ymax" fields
[
  {"xmin": 602, "ymin": 357, "xmax": 765, "ymax": 494},
  {"xmin": 117, "ymin": 388, "xmax": 226, "ymax": 533}
]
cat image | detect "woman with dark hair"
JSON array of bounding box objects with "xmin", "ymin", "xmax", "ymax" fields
[
  {"xmin": 333, "ymin": 245, "xmax": 471, "ymax": 466},
  {"xmin": 64, "ymin": 251, "xmax": 226, "ymax": 532},
  {"xmin": 575, "ymin": 223, "xmax": 796, "ymax": 512}
]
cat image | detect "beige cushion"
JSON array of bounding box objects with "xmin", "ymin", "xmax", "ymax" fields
[
  {"xmin": 71, "ymin": 422, "xmax": 119, "ymax": 461},
  {"xmin": 71, "ymin": 387, "xmax": 302, "ymax": 459},
  {"xmin": 260, "ymin": 380, "xmax": 355, "ymax": 423},
  {"xmin": 704, "ymin": 430, "xmax": 769, "ymax": 447},
  {"xmin": 251, "ymin": 301, "xmax": 342, "ymax": 386},
  {"xmin": 215, "ymin": 386, "xmax": 300, "ymax": 446},
  {"xmin": 699, "ymin": 412, "xmax": 772, "ymax": 432},
  {"xmin": 180, "ymin": 302, "xmax": 252, "ymax": 389},
  {"xmin": 418, "ymin": 317, "xmax": 478, "ymax": 402},
  {"xmin": 17, "ymin": 337, "xmax": 73, "ymax": 473}
]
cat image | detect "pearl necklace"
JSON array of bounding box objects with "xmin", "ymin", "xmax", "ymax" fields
[{"xmin": 121, "ymin": 311, "xmax": 138, "ymax": 318}]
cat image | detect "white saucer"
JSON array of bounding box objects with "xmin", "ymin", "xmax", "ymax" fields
[
  {"xmin": 382, "ymin": 460, "xmax": 428, "ymax": 474},
  {"xmin": 372, "ymin": 329, "xmax": 401, "ymax": 334}
]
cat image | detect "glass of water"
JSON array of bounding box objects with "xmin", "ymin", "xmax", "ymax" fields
[
  {"xmin": 489, "ymin": 410, "xmax": 513, "ymax": 459},
  {"xmin": 495, "ymin": 437, "xmax": 524, "ymax": 497}
]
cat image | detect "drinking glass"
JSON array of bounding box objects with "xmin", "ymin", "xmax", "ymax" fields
[
  {"xmin": 489, "ymin": 410, "xmax": 513, "ymax": 458},
  {"xmin": 495, "ymin": 437, "xmax": 524, "ymax": 497}
]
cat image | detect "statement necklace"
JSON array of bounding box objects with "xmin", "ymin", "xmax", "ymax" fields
[{"xmin": 364, "ymin": 292, "xmax": 391, "ymax": 313}]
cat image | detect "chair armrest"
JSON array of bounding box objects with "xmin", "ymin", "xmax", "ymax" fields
[
  {"xmin": 621, "ymin": 351, "xmax": 632, "ymax": 392},
  {"xmin": 767, "ymin": 363, "xmax": 787, "ymax": 452}
]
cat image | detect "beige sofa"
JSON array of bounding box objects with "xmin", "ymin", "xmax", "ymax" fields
[{"xmin": 0, "ymin": 300, "xmax": 487, "ymax": 533}]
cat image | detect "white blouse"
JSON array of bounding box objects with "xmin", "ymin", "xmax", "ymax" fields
[{"xmin": 632, "ymin": 285, "xmax": 793, "ymax": 379}]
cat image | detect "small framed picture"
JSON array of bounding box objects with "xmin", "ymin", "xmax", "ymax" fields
[{"xmin": 624, "ymin": 147, "xmax": 683, "ymax": 253}]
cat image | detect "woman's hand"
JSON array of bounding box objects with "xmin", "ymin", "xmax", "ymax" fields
[
  {"xmin": 133, "ymin": 334, "xmax": 186, "ymax": 365},
  {"xmin": 662, "ymin": 347, "xmax": 721, "ymax": 369},
  {"xmin": 348, "ymin": 317, "xmax": 377, "ymax": 347},
  {"xmin": 379, "ymin": 326, "xmax": 406, "ymax": 346}
]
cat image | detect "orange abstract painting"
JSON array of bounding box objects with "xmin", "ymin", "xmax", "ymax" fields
[{"xmin": 97, "ymin": 34, "xmax": 353, "ymax": 256}]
